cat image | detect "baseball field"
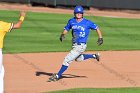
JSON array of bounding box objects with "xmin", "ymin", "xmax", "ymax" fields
[{"xmin": 1, "ymin": 3, "xmax": 140, "ymax": 93}]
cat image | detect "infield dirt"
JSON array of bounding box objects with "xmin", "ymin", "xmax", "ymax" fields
[{"xmin": 4, "ymin": 51, "xmax": 140, "ymax": 93}]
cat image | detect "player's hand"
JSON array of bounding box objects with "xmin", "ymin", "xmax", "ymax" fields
[
  {"xmin": 97, "ymin": 38, "xmax": 103, "ymax": 46},
  {"xmin": 20, "ymin": 11, "xmax": 26, "ymax": 17},
  {"xmin": 60, "ymin": 34, "xmax": 65, "ymax": 42}
]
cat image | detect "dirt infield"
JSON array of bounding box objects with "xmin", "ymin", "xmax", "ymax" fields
[
  {"xmin": 0, "ymin": 3, "xmax": 140, "ymax": 93},
  {"xmin": 4, "ymin": 51, "xmax": 140, "ymax": 93}
]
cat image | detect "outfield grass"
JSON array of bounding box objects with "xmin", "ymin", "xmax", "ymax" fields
[
  {"xmin": 0, "ymin": 10, "xmax": 140, "ymax": 53},
  {"xmin": 45, "ymin": 88, "xmax": 140, "ymax": 93}
]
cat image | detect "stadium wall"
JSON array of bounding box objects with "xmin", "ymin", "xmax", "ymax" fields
[{"xmin": 0, "ymin": 0, "xmax": 140, "ymax": 10}]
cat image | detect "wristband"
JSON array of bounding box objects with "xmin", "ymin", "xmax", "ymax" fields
[{"xmin": 19, "ymin": 16, "xmax": 25, "ymax": 21}]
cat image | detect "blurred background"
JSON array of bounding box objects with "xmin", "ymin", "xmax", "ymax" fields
[{"xmin": 0, "ymin": 0, "xmax": 140, "ymax": 10}]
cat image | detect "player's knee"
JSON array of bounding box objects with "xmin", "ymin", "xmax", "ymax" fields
[
  {"xmin": 62, "ymin": 57, "xmax": 71, "ymax": 66},
  {"xmin": 75, "ymin": 54, "xmax": 84, "ymax": 62},
  {"xmin": 62, "ymin": 62, "xmax": 69, "ymax": 66}
]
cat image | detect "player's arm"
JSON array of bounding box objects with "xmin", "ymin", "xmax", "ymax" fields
[
  {"xmin": 13, "ymin": 11, "xmax": 26, "ymax": 29},
  {"xmin": 89, "ymin": 21, "xmax": 103, "ymax": 46},
  {"xmin": 60, "ymin": 19, "xmax": 71, "ymax": 42},
  {"xmin": 60, "ymin": 30, "xmax": 68, "ymax": 42},
  {"xmin": 61, "ymin": 30, "xmax": 68, "ymax": 35},
  {"xmin": 96, "ymin": 28, "xmax": 102, "ymax": 39},
  {"xmin": 96, "ymin": 28, "xmax": 103, "ymax": 46}
]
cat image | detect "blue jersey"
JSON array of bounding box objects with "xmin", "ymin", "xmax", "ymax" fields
[{"xmin": 64, "ymin": 17, "xmax": 98, "ymax": 44}]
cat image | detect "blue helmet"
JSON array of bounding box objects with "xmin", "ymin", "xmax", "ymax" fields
[{"xmin": 74, "ymin": 6, "xmax": 84, "ymax": 14}]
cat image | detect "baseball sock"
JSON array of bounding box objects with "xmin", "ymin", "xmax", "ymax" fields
[
  {"xmin": 57, "ymin": 65, "xmax": 68, "ymax": 78},
  {"xmin": 83, "ymin": 54, "xmax": 96, "ymax": 60}
]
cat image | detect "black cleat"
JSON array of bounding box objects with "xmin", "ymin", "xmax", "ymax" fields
[
  {"xmin": 48, "ymin": 74, "xmax": 59, "ymax": 82},
  {"xmin": 95, "ymin": 53, "xmax": 100, "ymax": 62}
]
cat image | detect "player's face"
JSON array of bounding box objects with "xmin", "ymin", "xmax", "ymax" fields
[{"xmin": 75, "ymin": 13, "xmax": 83, "ymax": 19}]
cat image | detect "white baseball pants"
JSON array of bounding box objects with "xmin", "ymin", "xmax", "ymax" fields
[
  {"xmin": 63, "ymin": 43, "xmax": 87, "ymax": 66},
  {"xmin": 0, "ymin": 49, "xmax": 4, "ymax": 93}
]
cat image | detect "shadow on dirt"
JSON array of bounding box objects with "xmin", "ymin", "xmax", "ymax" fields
[{"xmin": 35, "ymin": 71, "xmax": 87, "ymax": 80}]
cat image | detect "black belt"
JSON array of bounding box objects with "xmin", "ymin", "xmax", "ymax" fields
[{"xmin": 73, "ymin": 43, "xmax": 86, "ymax": 45}]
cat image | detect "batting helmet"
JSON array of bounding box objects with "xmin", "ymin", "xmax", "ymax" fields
[{"xmin": 74, "ymin": 6, "xmax": 84, "ymax": 14}]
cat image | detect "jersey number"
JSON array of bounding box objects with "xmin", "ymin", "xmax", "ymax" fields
[{"xmin": 79, "ymin": 32, "xmax": 85, "ymax": 37}]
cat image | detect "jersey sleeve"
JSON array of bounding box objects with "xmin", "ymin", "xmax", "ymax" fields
[
  {"xmin": 88, "ymin": 21, "xmax": 98, "ymax": 30},
  {"xmin": 64, "ymin": 19, "xmax": 71, "ymax": 31},
  {"xmin": 0, "ymin": 21, "xmax": 13, "ymax": 32}
]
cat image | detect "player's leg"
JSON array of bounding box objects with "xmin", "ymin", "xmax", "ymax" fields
[
  {"xmin": 57, "ymin": 44, "xmax": 87, "ymax": 78},
  {"xmin": 56, "ymin": 49, "xmax": 80, "ymax": 78},
  {"xmin": 48, "ymin": 49, "xmax": 81, "ymax": 82},
  {"xmin": 76, "ymin": 53, "xmax": 100, "ymax": 62},
  {"xmin": 48, "ymin": 44, "xmax": 86, "ymax": 82},
  {"xmin": 0, "ymin": 66, "xmax": 4, "ymax": 93},
  {"xmin": 0, "ymin": 49, "xmax": 4, "ymax": 93}
]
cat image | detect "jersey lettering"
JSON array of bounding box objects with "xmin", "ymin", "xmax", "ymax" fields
[{"xmin": 72, "ymin": 25, "xmax": 85, "ymax": 31}]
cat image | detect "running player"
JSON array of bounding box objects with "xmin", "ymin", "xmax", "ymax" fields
[{"xmin": 48, "ymin": 6, "xmax": 103, "ymax": 82}]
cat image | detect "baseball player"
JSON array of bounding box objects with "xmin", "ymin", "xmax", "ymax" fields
[
  {"xmin": 48, "ymin": 6, "xmax": 103, "ymax": 82},
  {"xmin": 0, "ymin": 11, "xmax": 26, "ymax": 93}
]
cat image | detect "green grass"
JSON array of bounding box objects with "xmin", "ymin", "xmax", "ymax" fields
[
  {"xmin": 0, "ymin": 10, "xmax": 140, "ymax": 53},
  {"xmin": 45, "ymin": 88, "xmax": 140, "ymax": 93}
]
